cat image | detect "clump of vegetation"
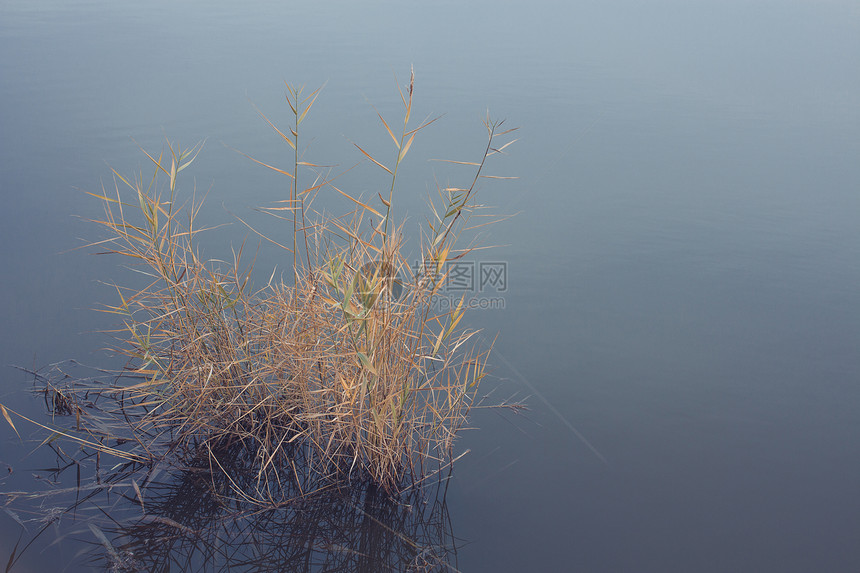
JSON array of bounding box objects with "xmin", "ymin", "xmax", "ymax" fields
[{"xmin": 3, "ymin": 71, "xmax": 515, "ymax": 498}]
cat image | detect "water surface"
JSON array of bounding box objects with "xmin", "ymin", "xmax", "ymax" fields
[{"xmin": 2, "ymin": 1, "xmax": 860, "ymax": 571}]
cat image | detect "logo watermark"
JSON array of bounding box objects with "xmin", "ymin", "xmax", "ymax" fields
[
  {"xmin": 355, "ymin": 259, "xmax": 510, "ymax": 311},
  {"xmin": 412, "ymin": 260, "xmax": 509, "ymax": 310},
  {"xmin": 430, "ymin": 294, "xmax": 506, "ymax": 311}
]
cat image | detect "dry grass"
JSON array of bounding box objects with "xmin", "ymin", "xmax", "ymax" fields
[{"xmin": 3, "ymin": 71, "xmax": 516, "ymax": 498}]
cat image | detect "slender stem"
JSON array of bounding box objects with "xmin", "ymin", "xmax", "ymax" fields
[{"xmin": 293, "ymin": 91, "xmax": 300, "ymax": 279}]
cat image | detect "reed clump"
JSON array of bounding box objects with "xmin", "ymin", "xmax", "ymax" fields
[{"xmin": 79, "ymin": 72, "xmax": 515, "ymax": 494}]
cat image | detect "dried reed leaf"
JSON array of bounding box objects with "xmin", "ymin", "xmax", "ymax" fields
[
  {"xmin": 398, "ymin": 133, "xmax": 416, "ymax": 163},
  {"xmin": 376, "ymin": 110, "xmax": 400, "ymax": 148},
  {"xmin": 353, "ymin": 143, "xmax": 392, "ymax": 174},
  {"xmin": 329, "ymin": 184, "xmax": 383, "ymax": 217},
  {"xmin": 429, "ymin": 159, "xmax": 480, "ymax": 166},
  {"xmin": 0, "ymin": 404, "xmax": 20, "ymax": 440},
  {"xmin": 230, "ymin": 147, "xmax": 296, "ymax": 179},
  {"xmin": 253, "ymin": 102, "xmax": 297, "ymax": 150}
]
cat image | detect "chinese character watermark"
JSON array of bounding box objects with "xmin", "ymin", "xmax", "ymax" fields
[
  {"xmin": 445, "ymin": 261, "xmax": 474, "ymax": 291},
  {"xmin": 479, "ymin": 262, "xmax": 507, "ymax": 292},
  {"xmin": 408, "ymin": 259, "xmax": 508, "ymax": 310}
]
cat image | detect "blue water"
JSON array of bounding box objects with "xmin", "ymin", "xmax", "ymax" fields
[{"xmin": 2, "ymin": 1, "xmax": 860, "ymax": 570}]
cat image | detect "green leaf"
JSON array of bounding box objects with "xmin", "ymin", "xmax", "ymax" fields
[
  {"xmin": 137, "ymin": 190, "xmax": 147, "ymax": 217},
  {"xmin": 177, "ymin": 140, "xmax": 204, "ymax": 171},
  {"xmin": 342, "ymin": 275, "xmax": 355, "ymax": 313},
  {"xmin": 356, "ymin": 351, "xmax": 378, "ymax": 376}
]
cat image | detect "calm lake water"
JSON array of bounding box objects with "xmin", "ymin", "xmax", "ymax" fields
[{"xmin": 2, "ymin": 1, "xmax": 860, "ymax": 571}]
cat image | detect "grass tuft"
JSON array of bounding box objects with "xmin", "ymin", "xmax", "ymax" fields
[{"xmin": 3, "ymin": 71, "xmax": 515, "ymax": 498}]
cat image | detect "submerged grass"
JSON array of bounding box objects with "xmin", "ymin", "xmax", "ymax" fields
[{"xmin": 2, "ymin": 71, "xmax": 515, "ymax": 499}]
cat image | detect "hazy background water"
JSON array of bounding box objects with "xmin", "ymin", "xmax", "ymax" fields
[{"xmin": 2, "ymin": 1, "xmax": 860, "ymax": 571}]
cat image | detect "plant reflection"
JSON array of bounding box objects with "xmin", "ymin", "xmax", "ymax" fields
[
  {"xmin": 98, "ymin": 462, "xmax": 457, "ymax": 572},
  {"xmin": 4, "ymin": 362, "xmax": 461, "ymax": 572}
]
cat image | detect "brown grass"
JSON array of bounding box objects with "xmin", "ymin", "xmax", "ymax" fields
[{"xmin": 2, "ymin": 70, "xmax": 516, "ymax": 498}]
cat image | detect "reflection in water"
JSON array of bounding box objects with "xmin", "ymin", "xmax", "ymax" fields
[
  {"xmin": 4, "ymin": 363, "xmax": 460, "ymax": 572},
  {"xmin": 98, "ymin": 464, "xmax": 456, "ymax": 572}
]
